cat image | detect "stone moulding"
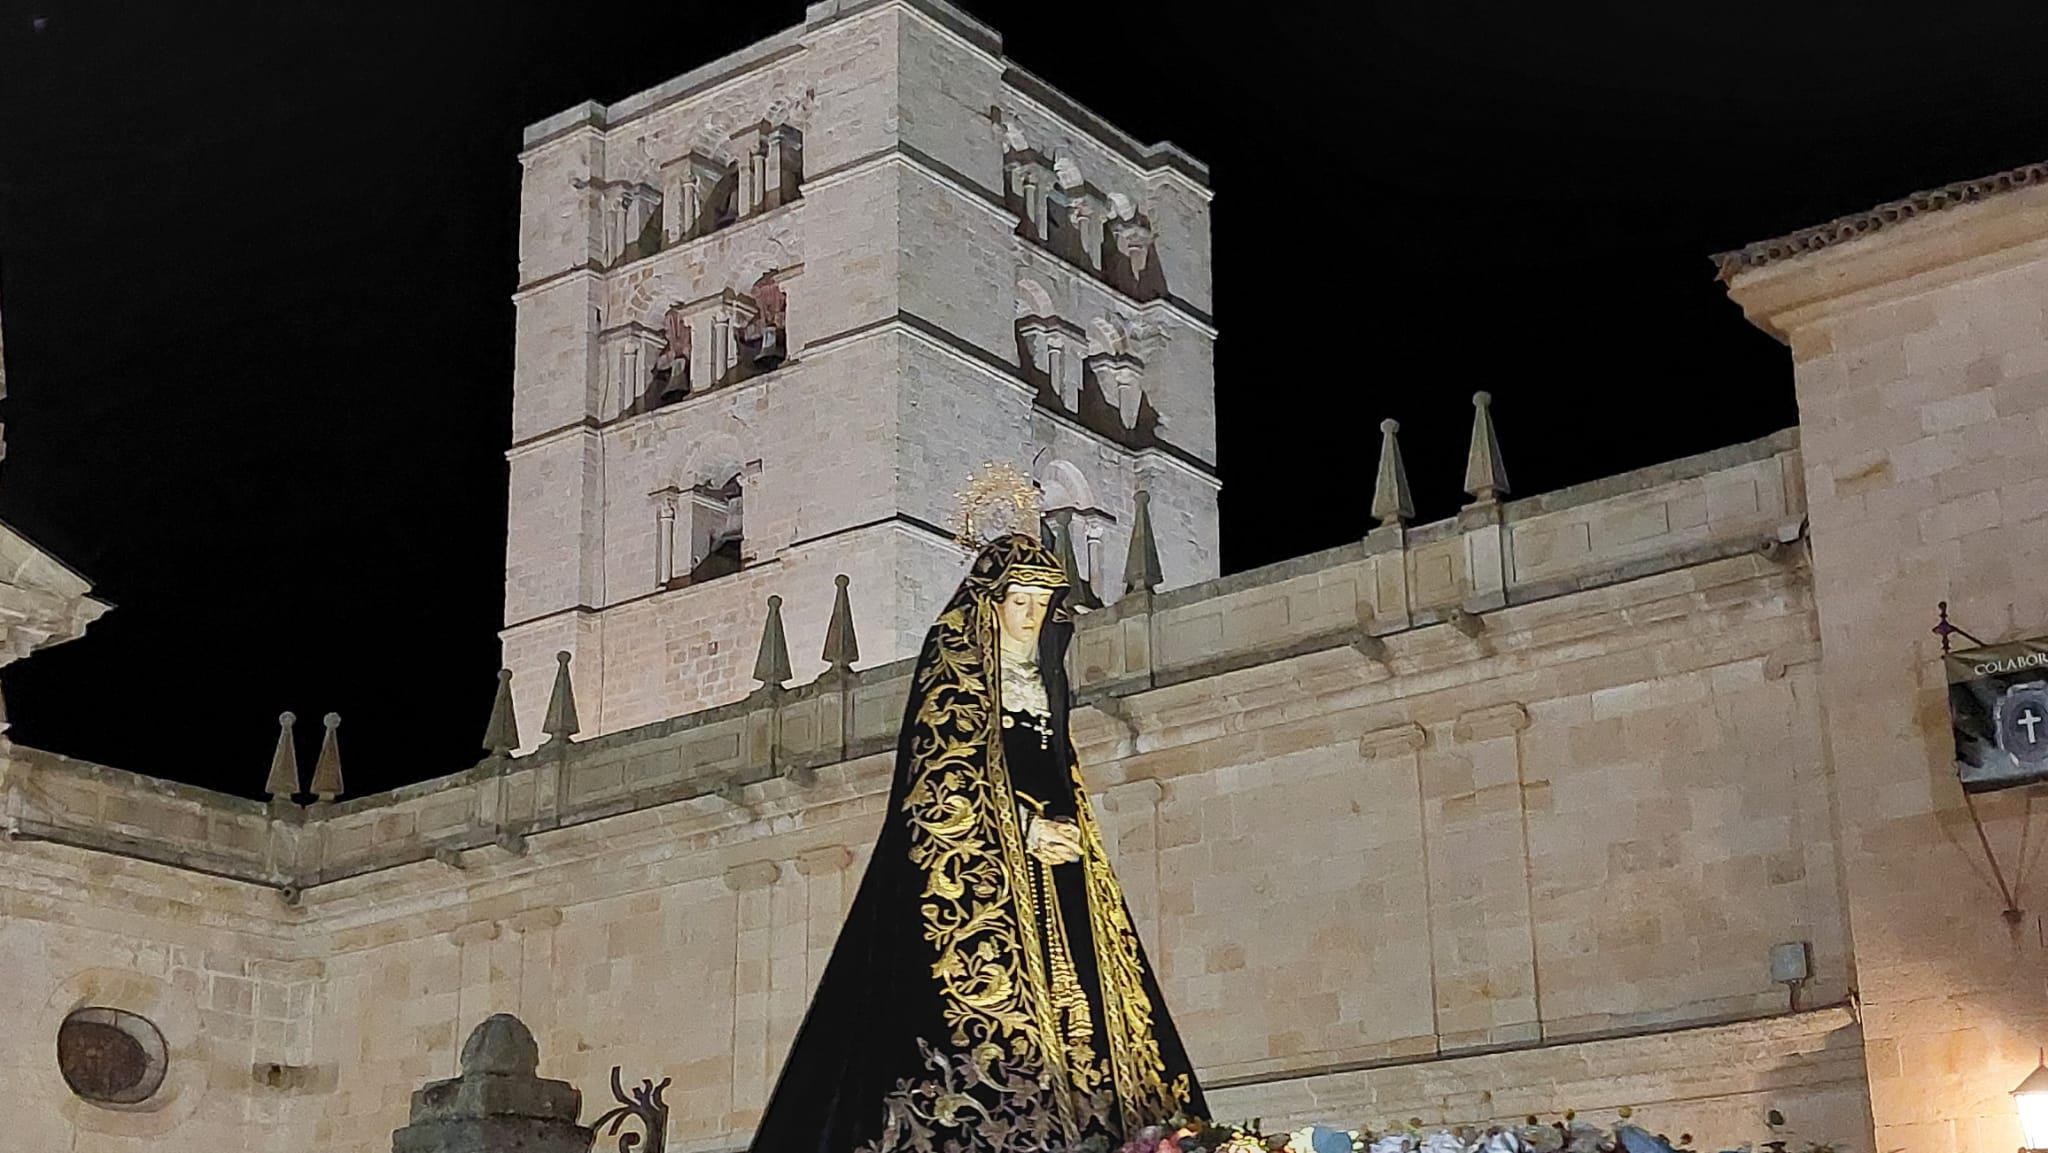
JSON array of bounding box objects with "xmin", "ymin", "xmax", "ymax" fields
[
  {"xmin": 1, "ymin": 430, "xmax": 1810, "ymax": 897},
  {"xmin": 794, "ymin": 845, "xmax": 853, "ymax": 876},
  {"xmin": 517, "ymin": 0, "xmax": 1208, "ymax": 188},
  {"xmin": 1712, "ymin": 158, "xmax": 2048, "ymax": 278},
  {"xmin": 1201, "ymin": 1005, "xmax": 1863, "ymax": 1129},
  {"xmin": 723, "ymin": 860, "xmax": 782, "ymax": 891},
  {"xmin": 1453, "ymin": 702, "xmax": 1531, "ymax": 743},
  {"xmin": 1765, "ymin": 640, "xmax": 1824, "ymax": 681},
  {"xmin": 1358, "ymin": 722, "xmax": 1427, "ymax": 760}
]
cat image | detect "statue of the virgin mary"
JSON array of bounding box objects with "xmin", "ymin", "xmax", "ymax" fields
[{"xmin": 748, "ymin": 523, "xmax": 1207, "ymax": 1151}]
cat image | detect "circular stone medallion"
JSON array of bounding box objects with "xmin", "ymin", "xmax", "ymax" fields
[{"xmin": 57, "ymin": 1007, "xmax": 169, "ymax": 1106}]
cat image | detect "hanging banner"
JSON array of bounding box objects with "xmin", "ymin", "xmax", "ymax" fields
[{"xmin": 1947, "ymin": 637, "xmax": 2048, "ymax": 793}]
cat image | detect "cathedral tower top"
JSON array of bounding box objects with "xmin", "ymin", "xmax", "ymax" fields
[{"xmin": 499, "ymin": 0, "xmax": 1219, "ymax": 748}]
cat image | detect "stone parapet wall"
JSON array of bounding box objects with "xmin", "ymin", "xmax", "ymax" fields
[
  {"xmin": 1, "ymin": 431, "xmax": 1807, "ymax": 893},
  {"xmin": 1076, "ymin": 430, "xmax": 1802, "ymax": 697},
  {"xmin": 1, "ymin": 745, "xmax": 296, "ymax": 886},
  {"xmin": 1066, "ymin": 553, "xmax": 1842, "ymax": 1076}
]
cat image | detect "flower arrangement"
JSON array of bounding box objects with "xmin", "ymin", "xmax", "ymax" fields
[{"xmin": 1079, "ymin": 1107, "xmax": 1841, "ymax": 1153}]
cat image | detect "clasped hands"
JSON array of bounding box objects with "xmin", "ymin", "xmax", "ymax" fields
[{"xmin": 1024, "ymin": 813, "xmax": 1085, "ymax": 866}]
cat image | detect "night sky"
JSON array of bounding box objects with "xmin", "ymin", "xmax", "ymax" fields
[{"xmin": 2, "ymin": 1, "xmax": 2045, "ymax": 799}]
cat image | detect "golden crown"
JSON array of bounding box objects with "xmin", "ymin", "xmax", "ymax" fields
[{"xmin": 953, "ymin": 462, "xmax": 1042, "ymax": 549}]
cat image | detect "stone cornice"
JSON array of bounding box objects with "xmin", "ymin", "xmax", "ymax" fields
[
  {"xmin": 1001, "ymin": 65, "xmax": 1210, "ymax": 189},
  {"xmin": 500, "ymin": 554, "xmax": 785, "ymax": 633},
  {"xmin": 504, "ymin": 418, "xmax": 601, "ymax": 458},
  {"xmin": 9, "ymin": 547, "xmax": 1815, "ymax": 939},
  {"xmin": 515, "ymin": 0, "xmax": 1209, "ymax": 193},
  {"xmin": 0, "ymin": 554, "xmax": 1815, "ymax": 969},
  {"xmin": 1070, "ymin": 556, "xmax": 1814, "ymax": 781},
  {"xmin": 519, "ymin": 34, "xmax": 808, "ymax": 153},
  {"xmin": 508, "ymin": 264, "xmax": 602, "ymax": 305},
  {"xmin": 809, "ymin": 0, "xmax": 1002, "ymax": 63},
  {"xmin": 1014, "ymin": 234, "xmax": 1218, "ymax": 336},
  {"xmin": 1722, "ymin": 177, "xmax": 2048, "ymax": 344},
  {"xmin": 1713, "ymin": 160, "xmax": 2048, "ymax": 278},
  {"xmin": 525, "ymin": 200, "xmax": 806, "ymax": 298},
  {"xmin": 0, "ymin": 519, "xmax": 111, "ymax": 665},
  {"xmin": 798, "ymin": 309, "xmax": 1222, "ymax": 478}
]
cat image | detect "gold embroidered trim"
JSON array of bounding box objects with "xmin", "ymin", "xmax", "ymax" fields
[
  {"xmin": 1071, "ymin": 754, "xmax": 1189, "ymax": 1130},
  {"xmin": 1036, "ymin": 856, "xmax": 1097, "ymax": 1061},
  {"xmin": 890, "ymin": 534, "xmax": 1186, "ymax": 1145},
  {"xmin": 999, "ymin": 562, "xmax": 1068, "ymax": 589},
  {"xmin": 901, "ymin": 596, "xmax": 1078, "ymax": 1141},
  {"xmin": 855, "ymin": 1038, "xmax": 1116, "ymax": 1153}
]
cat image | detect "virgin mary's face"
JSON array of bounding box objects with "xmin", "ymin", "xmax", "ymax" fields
[{"xmin": 997, "ymin": 584, "xmax": 1056, "ymax": 651}]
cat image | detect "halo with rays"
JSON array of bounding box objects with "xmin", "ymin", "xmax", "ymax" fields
[{"xmin": 952, "ymin": 462, "xmax": 1042, "ymax": 549}]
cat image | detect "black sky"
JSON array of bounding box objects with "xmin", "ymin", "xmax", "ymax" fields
[{"xmin": 1, "ymin": 1, "xmax": 2045, "ymax": 798}]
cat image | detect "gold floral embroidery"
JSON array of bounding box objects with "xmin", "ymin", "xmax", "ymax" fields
[
  {"xmin": 894, "ymin": 534, "xmax": 1185, "ymax": 1145},
  {"xmin": 901, "ymin": 595, "xmax": 1078, "ymax": 1141},
  {"xmin": 855, "ymin": 1038, "xmax": 1117, "ymax": 1153},
  {"xmin": 1071, "ymin": 755, "xmax": 1190, "ymax": 1130}
]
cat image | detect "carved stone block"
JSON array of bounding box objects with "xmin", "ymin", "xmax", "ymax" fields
[{"xmin": 390, "ymin": 1015, "xmax": 591, "ymax": 1153}]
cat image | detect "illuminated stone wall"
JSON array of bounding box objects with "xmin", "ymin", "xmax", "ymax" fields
[
  {"xmin": 0, "ymin": 430, "xmax": 1877, "ymax": 1151},
  {"xmin": 1725, "ymin": 173, "xmax": 2048, "ymax": 1153},
  {"xmin": 10, "ymin": 6, "xmax": 2048, "ymax": 1151}
]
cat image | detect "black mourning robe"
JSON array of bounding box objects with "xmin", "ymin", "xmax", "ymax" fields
[{"xmin": 747, "ymin": 535, "xmax": 1206, "ymax": 1152}]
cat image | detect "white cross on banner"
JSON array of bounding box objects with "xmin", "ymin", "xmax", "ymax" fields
[{"xmin": 1946, "ymin": 637, "xmax": 2048, "ymax": 794}]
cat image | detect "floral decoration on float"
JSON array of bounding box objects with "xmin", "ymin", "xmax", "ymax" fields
[{"xmin": 1088, "ymin": 1106, "xmax": 1842, "ymax": 1153}]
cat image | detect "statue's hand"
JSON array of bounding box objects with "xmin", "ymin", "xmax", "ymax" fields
[{"xmin": 1026, "ymin": 816, "xmax": 1084, "ymax": 866}]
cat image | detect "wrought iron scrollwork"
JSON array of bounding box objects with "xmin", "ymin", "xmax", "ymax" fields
[{"xmin": 592, "ymin": 1065, "xmax": 671, "ymax": 1153}]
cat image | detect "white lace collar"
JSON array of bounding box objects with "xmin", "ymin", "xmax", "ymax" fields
[{"xmin": 998, "ymin": 653, "xmax": 1051, "ymax": 718}]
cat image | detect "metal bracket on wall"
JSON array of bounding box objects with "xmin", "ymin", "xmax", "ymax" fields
[
  {"xmin": 1932, "ymin": 600, "xmax": 1986, "ymax": 654},
  {"xmin": 1932, "ymin": 600, "xmax": 2024, "ymax": 926}
]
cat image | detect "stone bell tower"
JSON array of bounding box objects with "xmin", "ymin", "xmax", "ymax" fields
[{"xmin": 499, "ymin": 0, "xmax": 1220, "ymax": 748}]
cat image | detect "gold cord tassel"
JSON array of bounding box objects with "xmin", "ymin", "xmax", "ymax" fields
[{"xmin": 1036, "ymin": 858, "xmax": 1095, "ymax": 1059}]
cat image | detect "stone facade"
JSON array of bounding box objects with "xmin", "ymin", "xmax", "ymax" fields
[
  {"xmin": 501, "ymin": 0, "xmax": 1220, "ymax": 753},
  {"xmin": 2, "ymin": 426, "xmax": 1883, "ymax": 1151},
  {"xmin": 3, "ymin": 6, "xmax": 2045, "ymax": 1152},
  {"xmin": 1722, "ymin": 167, "xmax": 2048, "ymax": 1153}
]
